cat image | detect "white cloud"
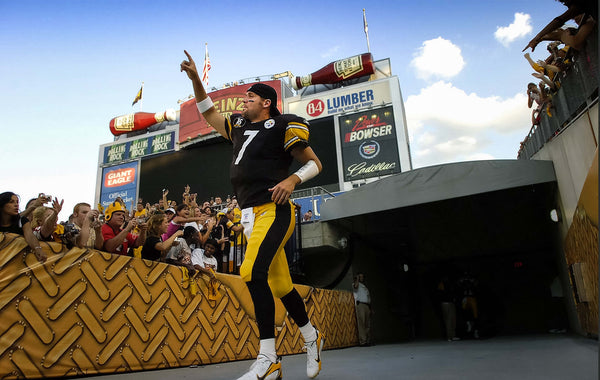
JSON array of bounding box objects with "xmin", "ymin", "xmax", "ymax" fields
[
  {"xmin": 410, "ymin": 37, "xmax": 465, "ymax": 80},
  {"xmin": 405, "ymin": 81, "xmax": 531, "ymax": 168},
  {"xmin": 436, "ymin": 136, "xmax": 477, "ymax": 154},
  {"xmin": 465, "ymin": 152, "xmax": 495, "ymax": 161},
  {"xmin": 495, "ymin": 12, "xmax": 532, "ymax": 47},
  {"xmin": 321, "ymin": 46, "xmax": 341, "ymax": 58}
]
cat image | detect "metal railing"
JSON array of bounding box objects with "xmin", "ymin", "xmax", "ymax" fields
[{"xmin": 518, "ymin": 29, "xmax": 598, "ymax": 160}]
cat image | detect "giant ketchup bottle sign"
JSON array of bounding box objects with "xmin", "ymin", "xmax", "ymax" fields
[{"xmin": 292, "ymin": 53, "xmax": 374, "ymax": 90}]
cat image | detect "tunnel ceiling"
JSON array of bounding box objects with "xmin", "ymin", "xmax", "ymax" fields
[{"xmin": 321, "ymin": 160, "xmax": 559, "ymax": 264}]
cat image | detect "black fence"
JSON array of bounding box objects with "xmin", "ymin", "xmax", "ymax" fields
[
  {"xmin": 220, "ymin": 203, "xmax": 305, "ymax": 280},
  {"xmin": 518, "ymin": 29, "xmax": 598, "ymax": 160}
]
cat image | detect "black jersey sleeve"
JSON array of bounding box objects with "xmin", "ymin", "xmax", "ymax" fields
[
  {"xmin": 282, "ymin": 114, "xmax": 310, "ymax": 152},
  {"xmin": 224, "ymin": 115, "xmax": 233, "ymax": 141}
]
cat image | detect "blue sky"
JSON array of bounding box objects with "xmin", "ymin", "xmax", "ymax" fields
[{"xmin": 0, "ymin": 0, "xmax": 568, "ymax": 219}]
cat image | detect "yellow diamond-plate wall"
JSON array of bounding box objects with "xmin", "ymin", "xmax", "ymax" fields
[
  {"xmin": 0, "ymin": 233, "xmax": 358, "ymax": 379},
  {"xmin": 563, "ymin": 148, "xmax": 598, "ymax": 336},
  {"xmin": 564, "ymin": 207, "xmax": 599, "ymax": 335}
]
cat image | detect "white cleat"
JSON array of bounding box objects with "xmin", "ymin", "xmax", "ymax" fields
[
  {"xmin": 236, "ymin": 354, "xmax": 282, "ymax": 380},
  {"xmin": 305, "ymin": 329, "xmax": 324, "ymax": 378}
]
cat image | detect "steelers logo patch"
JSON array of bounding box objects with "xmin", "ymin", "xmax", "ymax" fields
[
  {"xmin": 233, "ymin": 116, "xmax": 246, "ymax": 128},
  {"xmin": 264, "ymin": 119, "xmax": 275, "ymax": 129}
]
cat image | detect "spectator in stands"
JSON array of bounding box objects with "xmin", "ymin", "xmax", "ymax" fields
[
  {"xmin": 184, "ymin": 208, "xmax": 204, "ymax": 231},
  {"xmin": 0, "ymin": 192, "xmax": 46, "ymax": 262},
  {"xmin": 303, "ymin": 210, "xmax": 313, "ymax": 222},
  {"xmin": 164, "ymin": 203, "xmax": 205, "ymax": 240},
  {"xmin": 143, "ymin": 213, "xmax": 183, "ymax": 261},
  {"xmin": 524, "ymin": 51, "xmax": 560, "ymax": 91},
  {"xmin": 131, "ymin": 200, "xmax": 149, "ymax": 258},
  {"xmin": 161, "ymin": 189, "xmax": 170, "ymax": 210},
  {"xmin": 162, "ymin": 207, "xmax": 174, "ymax": 222},
  {"xmin": 134, "ymin": 201, "xmax": 148, "ymax": 222},
  {"xmin": 164, "ymin": 225, "xmax": 197, "ymax": 274},
  {"xmin": 20, "ymin": 193, "xmax": 50, "ymax": 220},
  {"xmin": 182, "ymin": 186, "xmax": 200, "ymax": 212},
  {"xmin": 207, "ymin": 213, "xmax": 225, "ymax": 271},
  {"xmin": 182, "ymin": 184, "xmax": 191, "ymax": 201},
  {"xmin": 198, "ymin": 213, "xmax": 216, "ymax": 246},
  {"xmin": 217, "ymin": 208, "xmax": 243, "ymax": 273},
  {"xmin": 546, "ymin": 41, "xmax": 573, "ymax": 73},
  {"xmin": 31, "ymin": 197, "xmax": 64, "ymax": 242},
  {"xmin": 102, "ymin": 201, "xmax": 146, "ymax": 255},
  {"xmin": 69, "ymin": 202, "xmax": 103, "ymax": 249},
  {"xmin": 114, "ymin": 197, "xmax": 125, "ymax": 209},
  {"xmin": 227, "ymin": 207, "xmax": 245, "ymax": 273},
  {"xmin": 523, "ymin": 0, "xmax": 597, "ymax": 52},
  {"xmin": 214, "ymin": 196, "xmax": 223, "ymax": 209},
  {"xmin": 527, "ymin": 82, "xmax": 547, "ymax": 125},
  {"xmin": 191, "ymin": 237, "xmax": 218, "ymax": 278},
  {"xmin": 548, "ymin": 13, "xmax": 596, "ymax": 53}
]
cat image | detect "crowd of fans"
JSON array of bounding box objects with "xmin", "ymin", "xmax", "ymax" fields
[
  {"xmin": 0, "ymin": 186, "xmax": 261, "ymax": 277},
  {"xmin": 523, "ymin": 0, "xmax": 596, "ymax": 127}
]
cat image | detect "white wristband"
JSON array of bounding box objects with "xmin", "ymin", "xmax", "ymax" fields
[
  {"xmin": 294, "ymin": 160, "xmax": 319, "ymax": 184},
  {"xmin": 197, "ymin": 97, "xmax": 214, "ymax": 113}
]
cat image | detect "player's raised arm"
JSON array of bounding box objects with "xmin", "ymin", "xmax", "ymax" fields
[{"xmin": 180, "ymin": 50, "xmax": 227, "ymax": 138}]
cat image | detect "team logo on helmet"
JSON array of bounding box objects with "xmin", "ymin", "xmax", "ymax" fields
[
  {"xmin": 264, "ymin": 119, "xmax": 275, "ymax": 129},
  {"xmin": 359, "ymin": 140, "xmax": 380, "ymax": 159},
  {"xmin": 233, "ymin": 116, "xmax": 246, "ymax": 128}
]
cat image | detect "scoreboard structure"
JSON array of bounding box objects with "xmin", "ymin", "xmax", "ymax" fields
[
  {"xmin": 286, "ymin": 60, "xmax": 412, "ymax": 191},
  {"xmin": 95, "ymin": 57, "xmax": 412, "ymax": 208}
]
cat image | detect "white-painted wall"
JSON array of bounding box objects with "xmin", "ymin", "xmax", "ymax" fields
[{"xmin": 533, "ymin": 103, "xmax": 598, "ymax": 227}]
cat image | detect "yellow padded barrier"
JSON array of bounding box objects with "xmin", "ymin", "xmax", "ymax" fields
[{"xmin": 0, "ymin": 233, "xmax": 358, "ymax": 378}]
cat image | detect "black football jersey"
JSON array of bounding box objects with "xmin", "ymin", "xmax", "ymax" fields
[{"xmin": 224, "ymin": 113, "xmax": 310, "ymax": 208}]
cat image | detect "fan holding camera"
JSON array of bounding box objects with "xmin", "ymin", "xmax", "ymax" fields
[{"xmin": 64, "ymin": 202, "xmax": 104, "ymax": 250}]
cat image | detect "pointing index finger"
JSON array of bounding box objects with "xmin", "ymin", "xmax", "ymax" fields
[{"xmin": 184, "ymin": 50, "xmax": 192, "ymax": 60}]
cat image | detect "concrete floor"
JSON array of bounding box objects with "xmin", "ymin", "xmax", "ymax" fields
[{"xmin": 81, "ymin": 334, "xmax": 598, "ymax": 380}]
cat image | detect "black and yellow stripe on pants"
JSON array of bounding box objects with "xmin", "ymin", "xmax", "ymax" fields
[{"xmin": 240, "ymin": 200, "xmax": 295, "ymax": 298}]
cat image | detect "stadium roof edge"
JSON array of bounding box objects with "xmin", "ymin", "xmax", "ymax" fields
[{"xmin": 320, "ymin": 159, "xmax": 557, "ymax": 221}]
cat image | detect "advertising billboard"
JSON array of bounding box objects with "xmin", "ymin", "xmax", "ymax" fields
[
  {"xmin": 102, "ymin": 130, "xmax": 176, "ymax": 165},
  {"xmin": 339, "ymin": 106, "xmax": 401, "ymax": 182},
  {"xmin": 178, "ymin": 80, "xmax": 283, "ymax": 143},
  {"xmin": 100, "ymin": 161, "xmax": 139, "ymax": 209},
  {"xmin": 287, "ymin": 79, "xmax": 392, "ymax": 120}
]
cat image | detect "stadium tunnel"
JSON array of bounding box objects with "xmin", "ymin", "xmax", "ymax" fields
[{"xmin": 304, "ymin": 159, "xmax": 564, "ymax": 342}]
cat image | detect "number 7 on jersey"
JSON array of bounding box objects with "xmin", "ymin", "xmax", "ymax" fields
[{"xmin": 234, "ymin": 130, "xmax": 259, "ymax": 165}]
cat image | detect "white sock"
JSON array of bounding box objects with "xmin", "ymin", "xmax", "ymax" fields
[
  {"xmin": 259, "ymin": 338, "xmax": 277, "ymax": 362},
  {"xmin": 299, "ymin": 323, "xmax": 317, "ymax": 343}
]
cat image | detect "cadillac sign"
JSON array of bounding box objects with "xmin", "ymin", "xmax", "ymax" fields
[{"xmin": 339, "ymin": 106, "xmax": 401, "ymax": 181}]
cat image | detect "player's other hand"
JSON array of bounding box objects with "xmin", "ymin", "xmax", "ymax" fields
[{"xmin": 269, "ymin": 177, "xmax": 298, "ymax": 205}]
